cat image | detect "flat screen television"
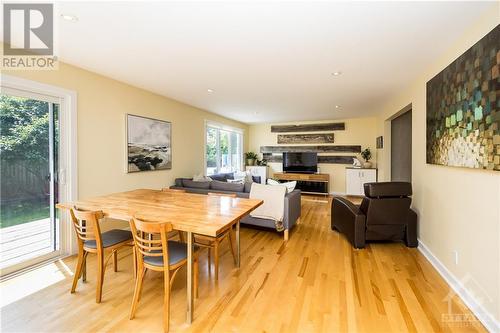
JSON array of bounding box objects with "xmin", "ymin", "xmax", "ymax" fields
[{"xmin": 283, "ymin": 152, "xmax": 318, "ymax": 174}]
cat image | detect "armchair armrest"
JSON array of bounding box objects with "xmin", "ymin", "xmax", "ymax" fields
[
  {"xmin": 405, "ymin": 208, "xmax": 418, "ymax": 247},
  {"xmin": 283, "ymin": 190, "xmax": 301, "ymax": 230},
  {"xmin": 331, "ymin": 197, "xmax": 366, "ymax": 248}
]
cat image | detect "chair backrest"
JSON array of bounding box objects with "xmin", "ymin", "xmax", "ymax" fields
[
  {"xmin": 70, "ymin": 207, "xmax": 104, "ymax": 247},
  {"xmin": 129, "ymin": 217, "xmax": 172, "ymax": 268},
  {"xmin": 208, "ymin": 192, "xmax": 237, "ymax": 198},
  {"xmin": 360, "ymin": 182, "xmax": 412, "ymax": 225},
  {"xmin": 162, "ymin": 188, "xmax": 186, "ymax": 193}
]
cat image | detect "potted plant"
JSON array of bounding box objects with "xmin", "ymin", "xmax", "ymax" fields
[
  {"xmin": 360, "ymin": 148, "xmax": 372, "ymax": 168},
  {"xmin": 245, "ymin": 152, "xmax": 258, "ymax": 166}
]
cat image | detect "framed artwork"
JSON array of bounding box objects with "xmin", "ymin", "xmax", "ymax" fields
[
  {"xmin": 376, "ymin": 136, "xmax": 383, "ymax": 149},
  {"xmin": 426, "ymin": 24, "xmax": 499, "ymax": 171},
  {"xmin": 126, "ymin": 114, "xmax": 172, "ymax": 172}
]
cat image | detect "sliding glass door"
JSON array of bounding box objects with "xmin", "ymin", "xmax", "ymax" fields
[
  {"xmin": 205, "ymin": 124, "xmax": 242, "ymax": 175},
  {"xmin": 0, "ymin": 92, "xmax": 60, "ymax": 273}
]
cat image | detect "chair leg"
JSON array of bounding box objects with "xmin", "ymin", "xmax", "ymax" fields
[
  {"xmin": 194, "ymin": 256, "xmax": 199, "ymax": 298},
  {"xmin": 71, "ymin": 249, "xmax": 85, "ymax": 293},
  {"xmin": 284, "ymin": 229, "xmax": 289, "ymax": 242},
  {"xmin": 207, "ymin": 247, "xmax": 211, "ymax": 274},
  {"xmin": 113, "ymin": 250, "xmax": 118, "ymax": 272},
  {"xmin": 130, "ymin": 267, "xmax": 145, "ymax": 320},
  {"xmin": 162, "ymin": 269, "xmax": 171, "ymax": 333},
  {"xmin": 96, "ymin": 251, "xmax": 105, "ymax": 303},
  {"xmin": 132, "ymin": 247, "xmax": 137, "ymax": 278},
  {"xmin": 82, "ymin": 252, "xmax": 88, "ymax": 282},
  {"xmin": 214, "ymin": 241, "xmax": 219, "ymax": 281},
  {"xmin": 137, "ymin": 268, "xmax": 147, "ymax": 302},
  {"xmin": 227, "ymin": 231, "xmax": 237, "ymax": 265}
]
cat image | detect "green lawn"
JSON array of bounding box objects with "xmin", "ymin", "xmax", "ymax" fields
[{"xmin": 0, "ymin": 201, "xmax": 50, "ymax": 229}]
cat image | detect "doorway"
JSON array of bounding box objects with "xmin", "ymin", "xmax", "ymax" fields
[{"xmin": 391, "ymin": 110, "xmax": 412, "ymax": 182}]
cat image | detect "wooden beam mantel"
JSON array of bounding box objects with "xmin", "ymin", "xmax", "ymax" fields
[
  {"xmin": 271, "ymin": 123, "xmax": 345, "ymax": 133},
  {"xmin": 260, "ymin": 145, "xmax": 361, "ymax": 153},
  {"xmin": 277, "ymin": 134, "xmax": 334, "ymax": 144},
  {"xmin": 263, "ymin": 153, "xmax": 355, "ymax": 165}
]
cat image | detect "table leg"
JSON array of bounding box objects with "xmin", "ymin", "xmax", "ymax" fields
[
  {"xmin": 186, "ymin": 231, "xmax": 193, "ymax": 324},
  {"xmin": 236, "ymin": 220, "xmax": 240, "ymax": 268}
]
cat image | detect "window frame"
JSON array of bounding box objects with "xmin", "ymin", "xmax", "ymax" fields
[{"xmin": 204, "ymin": 120, "xmax": 243, "ymax": 176}]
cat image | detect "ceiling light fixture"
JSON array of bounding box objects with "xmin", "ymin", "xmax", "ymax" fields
[
  {"xmin": 207, "ymin": 89, "xmax": 214, "ymax": 93},
  {"xmin": 61, "ymin": 14, "xmax": 78, "ymax": 22},
  {"xmin": 335, "ymin": 105, "xmax": 341, "ymax": 109},
  {"xmin": 332, "ymin": 71, "xmax": 342, "ymax": 76}
]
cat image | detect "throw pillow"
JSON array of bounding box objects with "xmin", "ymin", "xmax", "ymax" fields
[
  {"xmin": 267, "ymin": 179, "xmax": 280, "ymax": 186},
  {"xmin": 233, "ymin": 171, "xmax": 247, "ymax": 181},
  {"xmin": 266, "ymin": 179, "xmax": 296, "ymax": 193},
  {"xmin": 228, "ymin": 178, "xmax": 245, "ymax": 184},
  {"xmin": 193, "ymin": 173, "xmax": 212, "ymax": 182},
  {"xmin": 282, "ymin": 181, "xmax": 297, "ymax": 193}
]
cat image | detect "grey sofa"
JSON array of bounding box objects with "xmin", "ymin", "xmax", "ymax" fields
[{"xmin": 170, "ymin": 174, "xmax": 301, "ymax": 241}]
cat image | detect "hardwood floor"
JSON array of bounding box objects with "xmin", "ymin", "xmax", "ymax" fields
[{"xmin": 0, "ymin": 196, "xmax": 486, "ymax": 332}]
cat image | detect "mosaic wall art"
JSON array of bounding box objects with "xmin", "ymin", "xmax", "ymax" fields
[{"xmin": 426, "ymin": 24, "xmax": 499, "ymax": 171}]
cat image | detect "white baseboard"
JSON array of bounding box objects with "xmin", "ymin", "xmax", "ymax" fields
[
  {"xmin": 417, "ymin": 239, "xmax": 499, "ymax": 333},
  {"xmin": 330, "ymin": 191, "xmax": 346, "ymax": 196}
]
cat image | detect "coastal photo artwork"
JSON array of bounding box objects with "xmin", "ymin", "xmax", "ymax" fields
[
  {"xmin": 127, "ymin": 114, "xmax": 172, "ymax": 172},
  {"xmin": 426, "ymin": 24, "xmax": 499, "ymax": 171}
]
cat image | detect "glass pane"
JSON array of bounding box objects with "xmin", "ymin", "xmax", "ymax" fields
[
  {"xmin": 219, "ymin": 130, "xmax": 231, "ymax": 173},
  {"xmin": 206, "ymin": 127, "xmax": 217, "ymax": 175},
  {"xmin": 0, "ymin": 94, "xmax": 59, "ymax": 270}
]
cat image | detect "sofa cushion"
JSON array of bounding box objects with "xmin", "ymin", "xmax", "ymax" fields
[
  {"xmin": 209, "ymin": 172, "xmax": 234, "ymax": 182},
  {"xmin": 182, "ymin": 179, "xmax": 211, "ymax": 189},
  {"xmin": 210, "ymin": 180, "xmax": 244, "ymax": 192},
  {"xmin": 175, "ymin": 178, "xmax": 191, "ymax": 187}
]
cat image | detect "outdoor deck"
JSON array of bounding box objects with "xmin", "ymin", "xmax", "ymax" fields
[{"xmin": 0, "ymin": 219, "xmax": 55, "ymax": 270}]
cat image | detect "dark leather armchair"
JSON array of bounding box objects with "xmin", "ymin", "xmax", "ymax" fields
[{"xmin": 331, "ymin": 182, "xmax": 417, "ymax": 248}]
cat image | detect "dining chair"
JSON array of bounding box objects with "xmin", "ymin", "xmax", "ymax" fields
[
  {"xmin": 129, "ymin": 217, "xmax": 199, "ymax": 333},
  {"xmin": 161, "ymin": 188, "xmax": 187, "ymax": 241},
  {"xmin": 194, "ymin": 192, "xmax": 237, "ymax": 280},
  {"xmin": 69, "ymin": 207, "xmax": 134, "ymax": 303}
]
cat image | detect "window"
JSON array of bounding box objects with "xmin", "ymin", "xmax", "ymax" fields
[{"xmin": 205, "ymin": 122, "xmax": 243, "ymax": 175}]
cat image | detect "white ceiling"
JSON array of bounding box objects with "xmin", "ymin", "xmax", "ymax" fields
[{"xmin": 50, "ymin": 2, "xmax": 497, "ymax": 123}]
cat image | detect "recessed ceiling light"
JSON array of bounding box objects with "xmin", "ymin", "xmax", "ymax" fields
[
  {"xmin": 335, "ymin": 105, "xmax": 341, "ymax": 109},
  {"xmin": 207, "ymin": 89, "xmax": 214, "ymax": 93},
  {"xmin": 61, "ymin": 14, "xmax": 78, "ymax": 22},
  {"xmin": 332, "ymin": 71, "xmax": 342, "ymax": 76}
]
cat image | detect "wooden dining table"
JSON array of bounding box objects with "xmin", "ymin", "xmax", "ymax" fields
[{"xmin": 56, "ymin": 189, "xmax": 263, "ymax": 324}]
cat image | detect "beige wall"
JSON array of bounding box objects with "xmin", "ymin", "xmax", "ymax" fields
[
  {"xmin": 375, "ymin": 8, "xmax": 499, "ymax": 326},
  {"xmin": 3, "ymin": 63, "xmax": 249, "ymax": 199},
  {"xmin": 249, "ymin": 117, "xmax": 378, "ymax": 194}
]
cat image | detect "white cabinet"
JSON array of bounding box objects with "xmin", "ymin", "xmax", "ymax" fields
[
  {"xmin": 246, "ymin": 166, "xmax": 268, "ymax": 184},
  {"xmin": 346, "ymin": 168, "xmax": 377, "ymax": 196}
]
